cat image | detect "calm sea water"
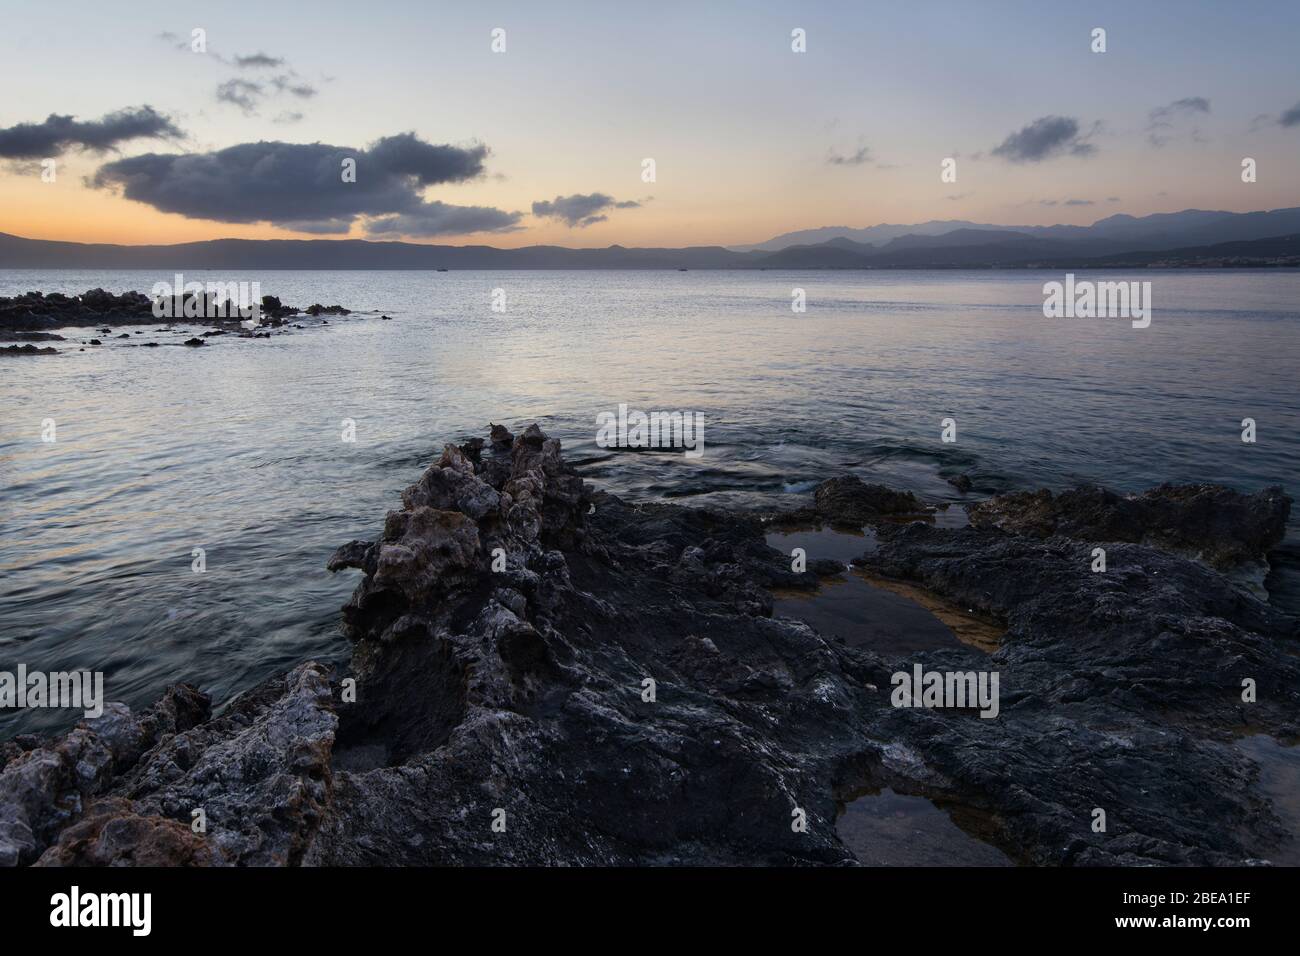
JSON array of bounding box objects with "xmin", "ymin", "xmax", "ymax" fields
[{"xmin": 3, "ymin": 269, "xmax": 1298, "ymax": 735}]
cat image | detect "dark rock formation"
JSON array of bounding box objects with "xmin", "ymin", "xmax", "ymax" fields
[
  {"xmin": 806, "ymin": 475, "xmax": 930, "ymax": 526},
  {"xmin": 968, "ymin": 483, "xmax": 1291, "ymax": 570},
  {"xmin": 0, "ymin": 289, "xmax": 340, "ymax": 332},
  {"xmin": 851, "ymin": 523, "xmax": 1299, "ymax": 864},
  {"xmin": 2, "ymin": 665, "xmax": 335, "ymax": 866},
  {"xmin": 0, "ymin": 290, "xmax": 154, "ymax": 331},
  {"xmin": 1, "ymin": 344, "xmax": 58, "ymax": 356},
  {"xmin": 2, "ymin": 425, "xmax": 1296, "ymax": 867}
]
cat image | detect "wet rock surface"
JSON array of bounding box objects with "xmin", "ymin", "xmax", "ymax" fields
[
  {"xmin": 968, "ymin": 483, "xmax": 1291, "ymax": 571},
  {"xmin": 0, "ymin": 289, "xmax": 347, "ymax": 332},
  {"xmin": 2, "ymin": 426, "xmax": 1296, "ymax": 866}
]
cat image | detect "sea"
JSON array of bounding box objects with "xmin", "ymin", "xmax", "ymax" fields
[{"xmin": 2, "ymin": 268, "xmax": 1298, "ymax": 735}]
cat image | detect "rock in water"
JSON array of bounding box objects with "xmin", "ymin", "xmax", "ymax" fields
[{"xmin": 812, "ymin": 475, "xmax": 929, "ymax": 525}]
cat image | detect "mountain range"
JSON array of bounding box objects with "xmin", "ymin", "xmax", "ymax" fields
[{"xmin": 2, "ymin": 206, "xmax": 1300, "ymax": 270}]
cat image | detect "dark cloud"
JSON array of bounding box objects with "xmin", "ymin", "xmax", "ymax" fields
[
  {"xmin": 1281, "ymin": 101, "xmax": 1300, "ymax": 127},
  {"xmin": 271, "ymin": 75, "xmax": 317, "ymax": 98},
  {"xmin": 1147, "ymin": 97, "xmax": 1209, "ymax": 146},
  {"xmin": 991, "ymin": 116, "xmax": 1096, "ymax": 163},
  {"xmin": 1064, "ymin": 198, "xmax": 1094, "ymax": 206},
  {"xmin": 216, "ymin": 74, "xmax": 316, "ymax": 114},
  {"xmin": 91, "ymin": 134, "xmax": 521, "ymax": 237},
  {"xmin": 826, "ymin": 145, "xmax": 871, "ymax": 166},
  {"xmin": 366, "ymin": 202, "xmax": 524, "ymax": 237},
  {"xmin": 216, "ymin": 79, "xmax": 264, "ymax": 113},
  {"xmin": 0, "ymin": 106, "xmax": 181, "ymax": 159},
  {"xmin": 235, "ymin": 52, "xmax": 285, "ymax": 68},
  {"xmin": 273, "ymin": 111, "xmax": 304, "ymax": 125},
  {"xmin": 530, "ymin": 192, "xmax": 641, "ymax": 228}
]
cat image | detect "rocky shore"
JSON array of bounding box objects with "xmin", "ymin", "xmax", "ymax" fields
[
  {"xmin": 1, "ymin": 424, "xmax": 1295, "ymax": 866},
  {"xmin": 0, "ymin": 290, "xmax": 356, "ymax": 353}
]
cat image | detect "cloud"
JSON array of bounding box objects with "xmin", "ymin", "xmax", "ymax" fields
[
  {"xmin": 1281, "ymin": 101, "xmax": 1300, "ymax": 127},
  {"xmin": 826, "ymin": 145, "xmax": 871, "ymax": 166},
  {"xmin": 991, "ymin": 116, "xmax": 1096, "ymax": 163},
  {"xmin": 216, "ymin": 79, "xmax": 264, "ymax": 113},
  {"xmin": 530, "ymin": 192, "xmax": 641, "ymax": 228},
  {"xmin": 366, "ymin": 202, "xmax": 524, "ymax": 237},
  {"xmin": 91, "ymin": 134, "xmax": 522, "ymax": 237},
  {"xmin": 1147, "ymin": 97, "xmax": 1209, "ymax": 146},
  {"xmin": 1064, "ymin": 198, "xmax": 1094, "ymax": 206},
  {"xmin": 0, "ymin": 106, "xmax": 181, "ymax": 159},
  {"xmin": 216, "ymin": 74, "xmax": 317, "ymax": 114},
  {"xmin": 235, "ymin": 52, "xmax": 285, "ymax": 68},
  {"xmin": 1149, "ymin": 96, "xmax": 1209, "ymax": 122},
  {"xmin": 273, "ymin": 111, "xmax": 304, "ymax": 125},
  {"xmin": 156, "ymin": 30, "xmax": 188, "ymax": 51},
  {"xmin": 271, "ymin": 75, "xmax": 317, "ymax": 98}
]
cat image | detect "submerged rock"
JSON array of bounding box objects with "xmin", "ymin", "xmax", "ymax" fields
[{"xmin": 2, "ymin": 425, "xmax": 1296, "ymax": 867}]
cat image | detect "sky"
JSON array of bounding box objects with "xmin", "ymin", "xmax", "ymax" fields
[{"xmin": 1, "ymin": 0, "xmax": 1298, "ymax": 248}]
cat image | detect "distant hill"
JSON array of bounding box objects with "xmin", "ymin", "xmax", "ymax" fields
[
  {"xmin": 733, "ymin": 220, "xmax": 1017, "ymax": 252},
  {"xmin": 0, "ymin": 233, "xmax": 754, "ymax": 270},
  {"xmin": 3, "ymin": 211, "xmax": 1300, "ymax": 271},
  {"xmin": 737, "ymin": 207, "xmax": 1300, "ymax": 253}
]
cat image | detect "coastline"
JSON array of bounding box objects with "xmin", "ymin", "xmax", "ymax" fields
[{"xmin": 3, "ymin": 423, "xmax": 1296, "ymax": 867}]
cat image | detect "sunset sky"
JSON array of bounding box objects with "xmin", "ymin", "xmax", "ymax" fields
[{"xmin": 2, "ymin": 0, "xmax": 1298, "ymax": 248}]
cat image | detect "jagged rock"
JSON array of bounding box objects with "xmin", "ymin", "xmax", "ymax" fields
[
  {"xmin": 4, "ymin": 424, "xmax": 1296, "ymax": 867},
  {"xmin": 1, "ymin": 344, "xmax": 58, "ymax": 356},
  {"xmin": 967, "ymin": 483, "xmax": 1291, "ymax": 570},
  {"xmin": 4, "ymin": 663, "xmax": 335, "ymax": 868},
  {"xmin": 0, "ymin": 685, "xmax": 208, "ymax": 866},
  {"xmin": 811, "ymin": 475, "xmax": 929, "ymax": 525},
  {"xmin": 34, "ymin": 798, "xmax": 224, "ymax": 866},
  {"xmin": 0, "ymin": 289, "xmax": 321, "ymax": 332},
  {"xmin": 851, "ymin": 523, "xmax": 1300, "ymax": 863}
]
